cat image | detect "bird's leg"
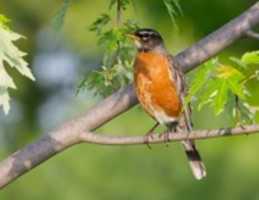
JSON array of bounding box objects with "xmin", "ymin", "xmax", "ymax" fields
[
  {"xmin": 176, "ymin": 118, "xmax": 185, "ymax": 133},
  {"xmin": 144, "ymin": 122, "xmax": 160, "ymax": 149},
  {"xmin": 160, "ymin": 122, "xmax": 178, "ymax": 147}
]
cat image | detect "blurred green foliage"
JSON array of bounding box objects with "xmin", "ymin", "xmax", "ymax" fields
[
  {"xmin": 163, "ymin": 0, "xmax": 183, "ymax": 27},
  {"xmin": 0, "ymin": 14, "xmax": 10, "ymax": 28},
  {"xmin": 52, "ymin": 0, "xmax": 71, "ymax": 31},
  {"xmin": 0, "ymin": 0, "xmax": 259, "ymax": 199},
  {"xmin": 1, "ymin": 107, "xmax": 259, "ymax": 200}
]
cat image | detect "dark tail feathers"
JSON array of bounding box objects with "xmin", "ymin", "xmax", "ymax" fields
[{"xmin": 181, "ymin": 140, "xmax": 206, "ymax": 180}]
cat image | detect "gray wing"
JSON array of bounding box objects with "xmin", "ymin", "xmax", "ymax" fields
[
  {"xmin": 167, "ymin": 55, "xmax": 186, "ymax": 96},
  {"xmin": 168, "ymin": 56, "xmax": 206, "ymax": 180},
  {"xmin": 168, "ymin": 54, "xmax": 193, "ymax": 131}
]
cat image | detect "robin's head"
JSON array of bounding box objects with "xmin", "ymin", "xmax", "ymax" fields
[{"xmin": 128, "ymin": 28, "xmax": 165, "ymax": 52}]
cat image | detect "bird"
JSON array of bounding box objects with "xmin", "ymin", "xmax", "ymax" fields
[{"xmin": 128, "ymin": 28, "xmax": 206, "ymax": 180}]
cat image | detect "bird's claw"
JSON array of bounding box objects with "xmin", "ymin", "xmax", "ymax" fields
[
  {"xmin": 144, "ymin": 133, "xmax": 154, "ymax": 149},
  {"xmin": 159, "ymin": 131, "xmax": 170, "ymax": 147}
]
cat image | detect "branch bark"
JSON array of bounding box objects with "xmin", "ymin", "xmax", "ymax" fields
[
  {"xmin": 1, "ymin": 2, "xmax": 259, "ymax": 189},
  {"xmin": 79, "ymin": 125, "xmax": 259, "ymax": 145}
]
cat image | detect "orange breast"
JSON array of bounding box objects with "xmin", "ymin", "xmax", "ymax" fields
[{"xmin": 133, "ymin": 52, "xmax": 182, "ymax": 124}]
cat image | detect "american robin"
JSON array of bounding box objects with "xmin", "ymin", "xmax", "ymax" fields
[{"xmin": 128, "ymin": 28, "xmax": 206, "ymax": 180}]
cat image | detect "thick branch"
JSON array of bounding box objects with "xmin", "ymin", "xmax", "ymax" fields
[
  {"xmin": 1, "ymin": 2, "xmax": 259, "ymax": 189},
  {"xmin": 177, "ymin": 3, "xmax": 259, "ymax": 72},
  {"xmin": 79, "ymin": 125, "xmax": 259, "ymax": 145}
]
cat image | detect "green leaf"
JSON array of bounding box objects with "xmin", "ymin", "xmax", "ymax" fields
[
  {"xmin": 0, "ymin": 25, "xmax": 35, "ymax": 114},
  {"xmin": 109, "ymin": 0, "xmax": 131, "ymax": 10},
  {"xmin": 230, "ymin": 57, "xmax": 247, "ymax": 69},
  {"xmin": 214, "ymin": 80, "xmax": 228, "ymax": 115},
  {"xmin": 238, "ymin": 101, "xmax": 256, "ymax": 124},
  {"xmin": 0, "ymin": 30, "xmax": 34, "ymax": 80},
  {"xmin": 98, "ymin": 29, "xmax": 125, "ymax": 52},
  {"xmin": 241, "ymin": 50, "xmax": 259, "ymax": 65},
  {"xmin": 89, "ymin": 14, "xmax": 111, "ymax": 35},
  {"xmin": 123, "ymin": 19, "xmax": 139, "ymax": 32},
  {"xmin": 228, "ymin": 79, "xmax": 245, "ymax": 99},
  {"xmin": 52, "ymin": 0, "xmax": 70, "ymax": 31},
  {"xmin": 163, "ymin": 0, "xmax": 183, "ymax": 27},
  {"xmin": 0, "ymin": 65, "xmax": 16, "ymax": 89},
  {"xmin": 0, "ymin": 14, "xmax": 10, "ymax": 29},
  {"xmin": 185, "ymin": 59, "xmax": 215, "ymax": 103},
  {"xmin": 216, "ymin": 65, "xmax": 243, "ymax": 79},
  {"xmin": 121, "ymin": 0, "xmax": 131, "ymax": 10},
  {"xmin": 0, "ymin": 87, "xmax": 10, "ymax": 114},
  {"xmin": 197, "ymin": 79, "xmax": 220, "ymax": 111},
  {"xmin": 215, "ymin": 64, "xmax": 246, "ymax": 99},
  {"xmin": 109, "ymin": 0, "xmax": 117, "ymax": 8}
]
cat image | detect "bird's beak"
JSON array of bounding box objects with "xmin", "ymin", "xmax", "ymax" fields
[
  {"xmin": 126, "ymin": 33, "xmax": 141, "ymax": 48},
  {"xmin": 126, "ymin": 33, "xmax": 140, "ymax": 42}
]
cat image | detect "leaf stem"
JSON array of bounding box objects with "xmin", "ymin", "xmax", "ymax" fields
[{"xmin": 116, "ymin": 0, "xmax": 122, "ymax": 26}]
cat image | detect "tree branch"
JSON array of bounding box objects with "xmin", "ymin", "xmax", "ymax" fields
[
  {"xmin": 79, "ymin": 125, "xmax": 259, "ymax": 145},
  {"xmin": 246, "ymin": 30, "xmax": 259, "ymax": 40},
  {"xmin": 1, "ymin": 2, "xmax": 259, "ymax": 189}
]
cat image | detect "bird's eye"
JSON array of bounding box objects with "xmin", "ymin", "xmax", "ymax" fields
[
  {"xmin": 142, "ymin": 36, "xmax": 148, "ymax": 41},
  {"xmin": 141, "ymin": 33, "xmax": 151, "ymax": 41}
]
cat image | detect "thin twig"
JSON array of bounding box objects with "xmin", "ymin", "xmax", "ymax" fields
[
  {"xmin": 79, "ymin": 125, "xmax": 259, "ymax": 145},
  {"xmin": 246, "ymin": 30, "xmax": 259, "ymax": 40}
]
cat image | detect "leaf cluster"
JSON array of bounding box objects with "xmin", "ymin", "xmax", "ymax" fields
[
  {"xmin": 78, "ymin": 0, "xmax": 182, "ymax": 97},
  {"xmin": 0, "ymin": 15, "xmax": 35, "ymax": 114},
  {"xmin": 78, "ymin": 0, "xmax": 139, "ymax": 96},
  {"xmin": 187, "ymin": 51, "xmax": 259, "ymax": 124}
]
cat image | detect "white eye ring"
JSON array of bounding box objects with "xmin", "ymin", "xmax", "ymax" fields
[{"xmin": 142, "ymin": 36, "xmax": 148, "ymax": 41}]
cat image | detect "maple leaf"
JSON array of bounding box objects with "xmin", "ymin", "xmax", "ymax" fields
[{"xmin": 0, "ymin": 16, "xmax": 35, "ymax": 114}]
